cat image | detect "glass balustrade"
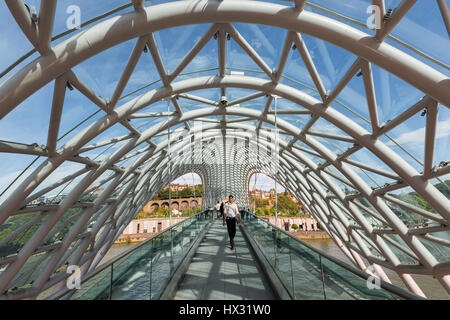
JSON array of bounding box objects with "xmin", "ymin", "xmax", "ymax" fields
[
  {"xmin": 51, "ymin": 209, "xmax": 420, "ymax": 300},
  {"xmin": 240, "ymin": 210, "xmax": 417, "ymax": 300},
  {"xmin": 60, "ymin": 210, "xmax": 213, "ymax": 300}
]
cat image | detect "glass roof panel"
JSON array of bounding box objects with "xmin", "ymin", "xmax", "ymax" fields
[
  {"xmin": 301, "ymin": 34, "xmax": 359, "ymax": 93},
  {"xmin": 232, "ymin": 23, "xmax": 288, "ymax": 71},
  {"xmin": 308, "ymin": 0, "xmax": 374, "ymax": 24},
  {"xmin": 329, "ymin": 99, "xmax": 372, "ymax": 133},
  {"xmin": 0, "ymin": 1, "xmax": 36, "ymax": 73},
  {"xmin": 0, "ymin": 154, "xmax": 47, "ymax": 204},
  {"xmin": 434, "ymin": 105, "xmax": 450, "ymax": 168},
  {"xmin": 154, "ymin": 23, "xmax": 216, "ymax": 75},
  {"xmin": 239, "ymin": 94, "xmax": 267, "ymax": 111},
  {"xmin": 371, "ymin": 63, "xmax": 424, "ymax": 124},
  {"xmin": 350, "ymin": 146, "xmax": 397, "ymax": 175},
  {"xmin": 390, "ymin": 1, "xmax": 450, "ymax": 67},
  {"xmin": 334, "ymin": 70, "xmax": 370, "ymax": 120},
  {"xmin": 378, "ymin": 111, "xmax": 427, "ymax": 173},
  {"xmin": 283, "ymin": 42, "xmax": 318, "ymax": 91},
  {"xmin": 0, "ymin": 81, "xmax": 54, "ymax": 146}
]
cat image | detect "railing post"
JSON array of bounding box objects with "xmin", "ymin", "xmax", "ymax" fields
[
  {"xmin": 109, "ymin": 263, "xmax": 113, "ymax": 300},
  {"xmin": 319, "ymin": 255, "xmax": 327, "ymax": 300},
  {"xmin": 288, "ymin": 236, "xmax": 295, "ymax": 298},
  {"xmin": 169, "ymin": 229, "xmax": 174, "ymax": 275},
  {"xmin": 273, "ymin": 229, "xmax": 278, "ymax": 269},
  {"xmin": 149, "ymin": 239, "xmax": 153, "ymax": 300},
  {"xmin": 181, "ymin": 219, "xmax": 185, "ymax": 255}
]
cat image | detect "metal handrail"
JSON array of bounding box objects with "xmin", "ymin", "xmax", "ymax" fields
[
  {"xmin": 241, "ymin": 210, "xmax": 425, "ymax": 300},
  {"xmin": 48, "ymin": 210, "xmax": 211, "ymax": 300}
]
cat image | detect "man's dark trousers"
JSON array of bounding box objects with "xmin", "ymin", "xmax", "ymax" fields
[{"xmin": 226, "ymin": 217, "xmax": 237, "ymax": 247}]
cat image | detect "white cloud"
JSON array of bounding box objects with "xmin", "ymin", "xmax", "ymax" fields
[
  {"xmin": 249, "ymin": 173, "xmax": 285, "ymax": 192},
  {"xmin": 313, "ymin": 121, "xmax": 344, "ymax": 134},
  {"xmin": 248, "ymin": 25, "xmax": 276, "ymax": 58},
  {"xmin": 387, "ymin": 118, "xmax": 450, "ymax": 147},
  {"xmin": 171, "ymin": 173, "xmax": 202, "ymax": 185},
  {"xmin": 251, "ymin": 39, "xmax": 262, "ymax": 50},
  {"xmin": 191, "ymin": 54, "xmax": 213, "ymax": 69}
]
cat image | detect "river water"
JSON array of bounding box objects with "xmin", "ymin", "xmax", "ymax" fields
[{"xmin": 101, "ymin": 238, "xmax": 449, "ymax": 300}]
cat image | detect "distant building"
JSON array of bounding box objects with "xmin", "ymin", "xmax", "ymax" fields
[
  {"xmin": 123, "ymin": 217, "xmax": 186, "ymax": 235},
  {"xmin": 169, "ymin": 184, "xmax": 193, "ymax": 191},
  {"xmin": 250, "ymin": 189, "xmax": 263, "ymax": 198},
  {"xmin": 287, "ymin": 193, "xmax": 299, "ymax": 204},
  {"xmin": 249, "ymin": 189, "xmax": 274, "ymax": 199},
  {"xmin": 265, "ymin": 216, "xmax": 318, "ymax": 232},
  {"xmin": 142, "ymin": 197, "xmax": 202, "ymax": 213},
  {"xmin": 115, "ymin": 217, "xmax": 188, "ymax": 244}
]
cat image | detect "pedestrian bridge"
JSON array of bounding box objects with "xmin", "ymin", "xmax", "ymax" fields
[
  {"xmin": 0, "ymin": 0, "xmax": 449, "ymax": 300},
  {"xmin": 49, "ymin": 210, "xmax": 420, "ymax": 300}
]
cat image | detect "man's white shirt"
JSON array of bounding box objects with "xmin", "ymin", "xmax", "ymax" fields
[
  {"xmin": 225, "ymin": 202, "xmax": 239, "ymax": 218},
  {"xmin": 215, "ymin": 203, "xmax": 220, "ymax": 210}
]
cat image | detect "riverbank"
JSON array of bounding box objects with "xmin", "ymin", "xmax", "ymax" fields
[
  {"xmin": 289, "ymin": 230, "xmax": 330, "ymax": 239},
  {"xmin": 115, "ymin": 232, "xmax": 156, "ymax": 244},
  {"xmin": 114, "ymin": 217, "xmax": 187, "ymax": 245}
]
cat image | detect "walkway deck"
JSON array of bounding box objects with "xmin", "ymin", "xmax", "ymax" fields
[{"xmin": 174, "ymin": 219, "xmax": 276, "ymax": 300}]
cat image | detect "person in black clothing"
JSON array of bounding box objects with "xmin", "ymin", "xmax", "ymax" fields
[
  {"xmin": 219, "ymin": 201, "xmax": 224, "ymax": 218},
  {"xmin": 222, "ymin": 195, "xmax": 240, "ymax": 250}
]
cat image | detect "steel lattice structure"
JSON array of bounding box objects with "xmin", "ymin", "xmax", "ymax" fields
[{"xmin": 0, "ymin": 0, "xmax": 449, "ymax": 299}]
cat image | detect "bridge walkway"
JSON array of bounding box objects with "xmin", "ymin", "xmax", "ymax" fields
[{"xmin": 174, "ymin": 219, "xmax": 275, "ymax": 300}]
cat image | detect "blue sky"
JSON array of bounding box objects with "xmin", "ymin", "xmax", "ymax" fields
[{"xmin": 0, "ymin": 0, "xmax": 448, "ymax": 203}]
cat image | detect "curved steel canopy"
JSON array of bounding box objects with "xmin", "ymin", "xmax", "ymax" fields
[{"xmin": 0, "ymin": 0, "xmax": 449, "ymax": 299}]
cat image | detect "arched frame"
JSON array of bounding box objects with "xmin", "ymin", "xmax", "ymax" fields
[{"xmin": 0, "ymin": 0, "xmax": 448, "ymax": 299}]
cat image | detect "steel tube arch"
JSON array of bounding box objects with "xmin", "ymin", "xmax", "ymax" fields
[
  {"xmin": 1, "ymin": 75, "xmax": 449, "ymax": 297},
  {"xmin": 4, "ymin": 74, "xmax": 444, "ymax": 221},
  {"xmin": 0, "ymin": 0, "xmax": 449, "ymax": 300},
  {"xmin": 0, "ymin": 0, "xmax": 449, "ymax": 119}
]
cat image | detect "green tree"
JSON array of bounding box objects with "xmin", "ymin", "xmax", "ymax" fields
[
  {"xmin": 194, "ymin": 184, "xmax": 203, "ymax": 197},
  {"xmin": 276, "ymin": 194, "xmax": 299, "ymax": 216},
  {"xmin": 255, "ymin": 198, "xmax": 269, "ymax": 208},
  {"xmin": 156, "ymin": 184, "xmax": 203, "ymax": 200},
  {"xmin": 134, "ymin": 209, "xmax": 147, "ymax": 220}
]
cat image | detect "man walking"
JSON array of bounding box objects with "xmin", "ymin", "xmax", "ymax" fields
[
  {"xmin": 223, "ymin": 195, "xmax": 240, "ymax": 250},
  {"xmin": 215, "ymin": 201, "xmax": 220, "ymax": 218}
]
